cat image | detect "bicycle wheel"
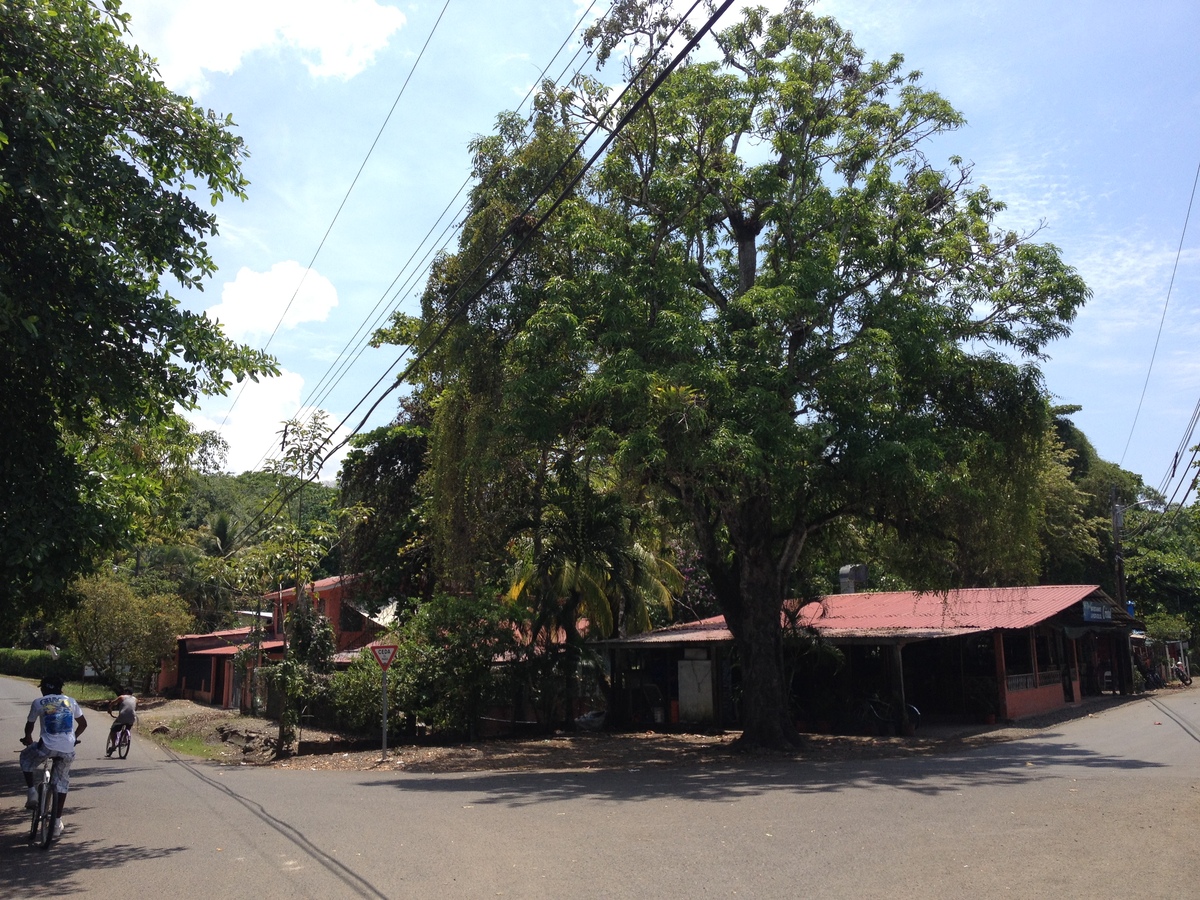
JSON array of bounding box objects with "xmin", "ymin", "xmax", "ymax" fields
[
  {"xmin": 851, "ymin": 701, "xmax": 884, "ymax": 735},
  {"xmin": 905, "ymin": 704, "xmax": 921, "ymax": 731},
  {"xmin": 28, "ymin": 785, "xmax": 40, "ymax": 843},
  {"xmin": 35, "ymin": 778, "xmax": 53, "ymax": 850},
  {"xmin": 118, "ymin": 727, "xmax": 130, "ymax": 759}
]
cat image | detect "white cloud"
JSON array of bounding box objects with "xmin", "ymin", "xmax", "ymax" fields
[
  {"xmin": 206, "ymin": 261, "xmax": 338, "ymax": 342},
  {"xmin": 123, "ymin": 0, "xmax": 406, "ymax": 96},
  {"xmin": 1072, "ymin": 242, "xmax": 1200, "ymax": 340},
  {"xmin": 187, "ymin": 371, "xmax": 350, "ymax": 478}
]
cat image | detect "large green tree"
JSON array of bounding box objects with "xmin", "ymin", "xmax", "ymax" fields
[
  {"xmin": 58, "ymin": 571, "xmax": 194, "ymax": 690},
  {"xmin": 385, "ymin": 1, "xmax": 1090, "ymax": 747},
  {"xmin": 338, "ymin": 397, "xmax": 433, "ymax": 613},
  {"xmin": 0, "ymin": 0, "xmax": 276, "ymax": 627}
]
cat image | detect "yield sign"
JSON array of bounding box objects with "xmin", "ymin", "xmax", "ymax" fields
[{"xmin": 370, "ymin": 644, "xmax": 399, "ymax": 670}]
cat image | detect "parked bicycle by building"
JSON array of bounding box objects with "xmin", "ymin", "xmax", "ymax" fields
[{"xmin": 851, "ymin": 695, "xmax": 921, "ymax": 736}]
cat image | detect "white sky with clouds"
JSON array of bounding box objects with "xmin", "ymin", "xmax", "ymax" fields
[{"xmin": 120, "ymin": 0, "xmax": 1200, "ymax": 491}]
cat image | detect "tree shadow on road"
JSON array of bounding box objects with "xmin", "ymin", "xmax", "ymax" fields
[
  {"xmin": 0, "ymin": 810, "xmax": 186, "ymax": 898},
  {"xmin": 357, "ymin": 732, "xmax": 1171, "ymax": 809}
]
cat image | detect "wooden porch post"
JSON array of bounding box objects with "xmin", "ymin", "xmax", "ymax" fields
[
  {"xmin": 994, "ymin": 631, "xmax": 1009, "ymax": 720},
  {"xmin": 890, "ymin": 643, "xmax": 912, "ymax": 732},
  {"xmin": 1070, "ymin": 638, "xmax": 1081, "ymax": 703}
]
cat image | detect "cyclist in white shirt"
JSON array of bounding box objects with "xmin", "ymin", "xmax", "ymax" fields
[{"xmin": 20, "ymin": 675, "xmax": 87, "ymax": 841}]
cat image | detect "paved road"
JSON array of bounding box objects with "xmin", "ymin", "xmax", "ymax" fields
[{"xmin": 3, "ymin": 676, "xmax": 1198, "ymax": 899}]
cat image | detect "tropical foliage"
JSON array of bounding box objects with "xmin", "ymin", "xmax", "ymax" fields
[
  {"xmin": 0, "ymin": 0, "xmax": 277, "ymax": 630},
  {"xmin": 373, "ymin": 0, "xmax": 1091, "ymax": 746},
  {"xmin": 57, "ymin": 572, "xmax": 194, "ymax": 690}
]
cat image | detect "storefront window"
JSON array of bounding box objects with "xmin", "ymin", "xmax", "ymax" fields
[{"xmin": 1003, "ymin": 629, "xmax": 1033, "ymax": 674}]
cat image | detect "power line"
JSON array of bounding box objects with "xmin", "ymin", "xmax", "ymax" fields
[
  {"xmin": 295, "ymin": 0, "xmax": 605, "ymax": 426},
  {"xmin": 1155, "ymin": 394, "xmax": 1200, "ymax": 499},
  {"xmin": 215, "ymin": 0, "xmax": 453, "ymax": 433},
  {"xmin": 235, "ymin": 1, "xmax": 608, "ymax": 477},
  {"xmin": 328, "ymin": 0, "xmax": 730, "ymax": 452},
  {"xmin": 223, "ymin": 0, "xmax": 733, "ymax": 554},
  {"xmin": 1120, "ymin": 157, "xmax": 1200, "ymax": 468}
]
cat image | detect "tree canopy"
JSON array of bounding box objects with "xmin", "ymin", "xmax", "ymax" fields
[
  {"xmin": 0, "ymin": 0, "xmax": 276, "ymax": 625},
  {"xmin": 381, "ymin": 1, "xmax": 1091, "ymax": 747}
]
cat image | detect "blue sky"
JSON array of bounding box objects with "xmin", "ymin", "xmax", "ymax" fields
[{"xmin": 122, "ymin": 1, "xmax": 1200, "ymax": 498}]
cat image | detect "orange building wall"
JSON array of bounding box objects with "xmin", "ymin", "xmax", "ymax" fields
[{"xmin": 1005, "ymin": 683, "xmax": 1067, "ymax": 719}]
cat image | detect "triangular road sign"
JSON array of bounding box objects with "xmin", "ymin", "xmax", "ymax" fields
[{"xmin": 370, "ymin": 644, "xmax": 398, "ymax": 670}]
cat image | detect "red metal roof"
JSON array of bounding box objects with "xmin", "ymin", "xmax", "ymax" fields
[
  {"xmin": 610, "ymin": 616, "xmax": 733, "ymax": 645},
  {"xmin": 607, "ymin": 585, "xmax": 1116, "ymax": 646},
  {"xmin": 266, "ymin": 574, "xmax": 359, "ymax": 602},
  {"xmin": 178, "ymin": 626, "xmax": 254, "ymax": 641},
  {"xmin": 796, "ymin": 585, "xmax": 1107, "ymax": 637}
]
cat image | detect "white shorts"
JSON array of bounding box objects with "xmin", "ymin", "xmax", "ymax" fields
[{"xmin": 20, "ymin": 741, "xmax": 75, "ymax": 793}]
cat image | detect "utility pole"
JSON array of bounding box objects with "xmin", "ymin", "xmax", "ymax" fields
[
  {"xmin": 1111, "ymin": 491, "xmax": 1157, "ymax": 616},
  {"xmin": 1111, "ymin": 486, "xmax": 1126, "ymax": 612}
]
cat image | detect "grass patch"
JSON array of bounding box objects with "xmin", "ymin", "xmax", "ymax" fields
[
  {"xmin": 157, "ymin": 732, "xmax": 224, "ymax": 759},
  {"xmin": 147, "ymin": 714, "xmax": 237, "ymax": 760},
  {"xmin": 64, "ymin": 681, "xmax": 117, "ymax": 703}
]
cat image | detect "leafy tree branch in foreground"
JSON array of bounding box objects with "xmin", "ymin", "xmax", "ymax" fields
[{"xmin": 0, "ymin": 0, "xmax": 277, "ymax": 629}]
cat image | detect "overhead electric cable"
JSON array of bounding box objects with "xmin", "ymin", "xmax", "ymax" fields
[
  {"xmin": 328, "ymin": 0, "xmax": 731, "ymax": 454},
  {"xmin": 223, "ymin": 0, "xmax": 732, "ymax": 554},
  {"xmin": 214, "ymin": 0, "xmax": 453, "ymax": 432},
  {"xmin": 290, "ymin": 0, "xmax": 609, "ymax": 429},
  {"xmin": 235, "ymin": 2, "xmax": 608, "ymax": 478},
  {"xmin": 294, "ymin": 0, "xmax": 604, "ymax": 425},
  {"xmin": 1155, "ymin": 394, "xmax": 1200, "ymax": 498},
  {"xmin": 1119, "ymin": 157, "xmax": 1200, "ymax": 467}
]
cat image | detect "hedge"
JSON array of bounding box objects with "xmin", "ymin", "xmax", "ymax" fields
[{"xmin": 0, "ymin": 649, "xmax": 84, "ymax": 683}]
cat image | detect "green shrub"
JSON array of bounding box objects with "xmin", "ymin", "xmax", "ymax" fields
[
  {"xmin": 391, "ymin": 594, "xmax": 517, "ymax": 740},
  {"xmin": 329, "ymin": 647, "xmax": 405, "ymax": 737},
  {"xmin": 328, "ymin": 594, "xmax": 518, "ymax": 741},
  {"xmin": 0, "ymin": 648, "xmax": 83, "ymax": 683}
]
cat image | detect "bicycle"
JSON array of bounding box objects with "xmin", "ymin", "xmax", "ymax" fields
[
  {"xmin": 22, "ymin": 741, "xmax": 75, "ymax": 850},
  {"xmin": 851, "ymin": 695, "xmax": 921, "ymax": 735},
  {"xmin": 107, "ymin": 707, "xmax": 132, "ymax": 759}
]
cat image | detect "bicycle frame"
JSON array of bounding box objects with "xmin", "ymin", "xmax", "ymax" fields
[{"xmin": 853, "ymin": 696, "xmax": 921, "ymax": 735}]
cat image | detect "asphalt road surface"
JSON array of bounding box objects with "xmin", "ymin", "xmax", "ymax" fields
[{"xmin": 3, "ymin": 675, "xmax": 1198, "ymax": 899}]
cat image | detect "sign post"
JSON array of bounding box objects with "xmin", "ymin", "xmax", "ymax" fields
[{"xmin": 370, "ymin": 644, "xmax": 398, "ymax": 758}]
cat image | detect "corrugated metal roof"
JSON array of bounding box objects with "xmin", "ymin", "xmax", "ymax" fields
[
  {"xmin": 606, "ymin": 585, "xmax": 1122, "ymax": 646},
  {"xmin": 796, "ymin": 585, "xmax": 1109, "ymax": 633},
  {"xmin": 267, "ymin": 574, "xmax": 359, "ymax": 602},
  {"xmin": 607, "ymin": 616, "xmax": 732, "ymax": 646}
]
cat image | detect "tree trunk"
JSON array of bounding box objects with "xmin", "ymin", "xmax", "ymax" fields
[{"xmin": 725, "ymin": 547, "xmax": 801, "ymax": 750}]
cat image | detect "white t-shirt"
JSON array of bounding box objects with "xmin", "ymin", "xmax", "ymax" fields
[{"xmin": 28, "ymin": 694, "xmax": 84, "ymax": 753}]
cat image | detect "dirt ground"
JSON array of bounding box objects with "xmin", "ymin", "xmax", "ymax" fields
[{"xmin": 125, "ymin": 691, "xmax": 1162, "ymax": 774}]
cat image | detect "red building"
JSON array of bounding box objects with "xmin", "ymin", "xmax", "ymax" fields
[
  {"xmin": 160, "ymin": 575, "xmax": 386, "ymax": 708},
  {"xmin": 603, "ymin": 585, "xmax": 1141, "ymax": 730}
]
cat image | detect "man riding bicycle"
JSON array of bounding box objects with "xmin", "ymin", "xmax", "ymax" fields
[
  {"xmin": 106, "ymin": 690, "xmax": 137, "ymax": 757},
  {"xmin": 20, "ymin": 675, "xmax": 87, "ymax": 842}
]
